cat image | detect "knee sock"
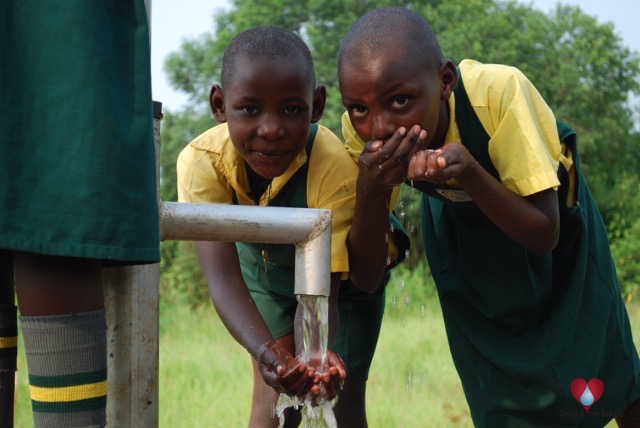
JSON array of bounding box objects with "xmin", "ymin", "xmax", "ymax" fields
[
  {"xmin": 0, "ymin": 304, "xmax": 18, "ymax": 427},
  {"xmin": 20, "ymin": 309, "xmax": 107, "ymax": 428}
]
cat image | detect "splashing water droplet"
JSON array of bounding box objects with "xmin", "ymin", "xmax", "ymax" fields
[
  {"xmin": 389, "ymin": 223, "xmax": 395, "ymax": 233},
  {"xmin": 400, "ymin": 210, "xmax": 406, "ymax": 220},
  {"xmin": 275, "ymin": 296, "xmax": 337, "ymax": 427},
  {"xmin": 421, "ymin": 304, "xmax": 425, "ymax": 317},
  {"xmin": 580, "ymin": 387, "xmax": 595, "ymax": 406},
  {"xmin": 378, "ymin": 164, "xmax": 383, "ymax": 169},
  {"xmin": 391, "ymin": 294, "xmax": 397, "ymax": 308},
  {"xmin": 404, "ymin": 249, "xmax": 410, "ymax": 259},
  {"xmin": 404, "ymin": 294, "xmax": 411, "ymax": 307},
  {"xmin": 399, "ymin": 280, "xmax": 405, "ymax": 290},
  {"xmin": 398, "ymin": 200, "xmax": 404, "ymax": 209}
]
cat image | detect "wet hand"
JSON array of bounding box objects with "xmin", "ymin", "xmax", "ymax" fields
[
  {"xmin": 359, "ymin": 125, "xmax": 428, "ymax": 188},
  {"xmin": 308, "ymin": 350, "xmax": 346, "ymax": 402},
  {"xmin": 408, "ymin": 142, "xmax": 475, "ymax": 183},
  {"xmin": 257, "ymin": 341, "xmax": 314, "ymax": 396}
]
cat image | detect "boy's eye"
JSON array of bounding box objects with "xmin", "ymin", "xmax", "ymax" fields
[
  {"xmin": 350, "ymin": 105, "xmax": 368, "ymax": 118},
  {"xmin": 241, "ymin": 106, "xmax": 258, "ymax": 115},
  {"xmin": 283, "ymin": 106, "xmax": 300, "ymax": 115},
  {"xmin": 390, "ymin": 96, "xmax": 410, "ymax": 109}
]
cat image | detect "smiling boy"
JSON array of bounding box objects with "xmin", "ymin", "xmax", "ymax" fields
[{"xmin": 176, "ymin": 26, "xmax": 385, "ymax": 427}]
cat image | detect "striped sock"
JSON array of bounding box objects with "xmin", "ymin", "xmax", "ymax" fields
[
  {"xmin": 0, "ymin": 305, "xmax": 18, "ymax": 427},
  {"xmin": 20, "ymin": 309, "xmax": 107, "ymax": 428}
]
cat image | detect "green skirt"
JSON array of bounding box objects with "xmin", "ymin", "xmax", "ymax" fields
[{"xmin": 0, "ymin": 0, "xmax": 159, "ymax": 264}]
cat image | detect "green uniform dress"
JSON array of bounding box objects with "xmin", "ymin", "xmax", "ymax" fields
[
  {"xmin": 0, "ymin": 0, "xmax": 159, "ymax": 265},
  {"xmin": 420, "ymin": 73, "xmax": 640, "ymax": 427},
  {"xmin": 238, "ymin": 125, "xmax": 409, "ymax": 381}
]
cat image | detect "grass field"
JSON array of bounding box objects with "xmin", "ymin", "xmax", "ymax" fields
[{"xmin": 12, "ymin": 288, "xmax": 640, "ymax": 427}]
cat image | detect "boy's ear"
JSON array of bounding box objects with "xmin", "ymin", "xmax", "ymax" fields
[
  {"xmin": 439, "ymin": 59, "xmax": 458, "ymax": 101},
  {"xmin": 311, "ymin": 85, "xmax": 327, "ymax": 123},
  {"xmin": 210, "ymin": 84, "xmax": 227, "ymax": 122}
]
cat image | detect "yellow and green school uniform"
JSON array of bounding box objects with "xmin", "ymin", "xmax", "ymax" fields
[
  {"xmin": 0, "ymin": 0, "xmax": 159, "ymax": 265},
  {"xmin": 1, "ymin": 2, "xmax": 157, "ymax": 426},
  {"xmin": 345, "ymin": 59, "xmax": 640, "ymax": 426}
]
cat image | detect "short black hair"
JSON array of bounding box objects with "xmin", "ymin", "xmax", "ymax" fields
[
  {"xmin": 221, "ymin": 26, "xmax": 316, "ymax": 90},
  {"xmin": 339, "ymin": 7, "xmax": 444, "ymax": 71}
]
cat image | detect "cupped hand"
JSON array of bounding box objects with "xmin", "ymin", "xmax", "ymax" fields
[
  {"xmin": 257, "ymin": 341, "xmax": 314, "ymax": 396},
  {"xmin": 408, "ymin": 142, "xmax": 476, "ymax": 183},
  {"xmin": 359, "ymin": 125, "xmax": 428, "ymax": 188},
  {"xmin": 306, "ymin": 350, "xmax": 347, "ymax": 402}
]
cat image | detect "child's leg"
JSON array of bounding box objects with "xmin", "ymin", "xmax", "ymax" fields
[
  {"xmin": 249, "ymin": 334, "xmax": 301, "ymax": 428},
  {"xmin": 334, "ymin": 380, "xmax": 368, "ymax": 427},
  {"xmin": 332, "ymin": 285, "xmax": 386, "ymax": 428},
  {"xmin": 0, "ymin": 250, "xmax": 17, "ymax": 427},
  {"xmin": 14, "ymin": 252, "xmax": 106, "ymax": 428},
  {"xmin": 617, "ymin": 396, "xmax": 640, "ymax": 427}
]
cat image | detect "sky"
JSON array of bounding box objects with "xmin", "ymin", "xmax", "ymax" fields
[{"xmin": 149, "ymin": 0, "xmax": 640, "ymax": 112}]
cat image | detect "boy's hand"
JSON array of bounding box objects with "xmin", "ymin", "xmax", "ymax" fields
[
  {"xmin": 307, "ymin": 350, "xmax": 347, "ymax": 402},
  {"xmin": 408, "ymin": 142, "xmax": 476, "ymax": 182},
  {"xmin": 359, "ymin": 125, "xmax": 428, "ymax": 188},
  {"xmin": 257, "ymin": 341, "xmax": 314, "ymax": 396}
]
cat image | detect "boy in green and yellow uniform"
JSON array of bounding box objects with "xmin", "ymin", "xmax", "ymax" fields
[
  {"xmin": 177, "ymin": 26, "xmax": 407, "ymax": 427},
  {"xmin": 338, "ymin": 7, "xmax": 640, "ymax": 427}
]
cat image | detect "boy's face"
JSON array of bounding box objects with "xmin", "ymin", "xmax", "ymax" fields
[
  {"xmin": 211, "ymin": 56, "xmax": 324, "ymax": 179},
  {"xmin": 339, "ymin": 48, "xmax": 454, "ymax": 150}
]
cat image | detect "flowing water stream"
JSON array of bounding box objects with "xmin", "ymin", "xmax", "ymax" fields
[{"xmin": 276, "ymin": 295, "xmax": 337, "ymax": 428}]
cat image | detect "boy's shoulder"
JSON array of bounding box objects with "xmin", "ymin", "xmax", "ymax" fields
[
  {"xmin": 187, "ymin": 123, "xmax": 233, "ymax": 154},
  {"xmin": 308, "ymin": 124, "xmax": 359, "ymax": 179},
  {"xmin": 458, "ymin": 59, "xmax": 534, "ymax": 100},
  {"xmin": 177, "ymin": 123, "xmax": 241, "ymax": 180}
]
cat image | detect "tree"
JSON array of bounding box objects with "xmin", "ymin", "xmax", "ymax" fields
[{"xmin": 160, "ymin": 0, "xmax": 640, "ymax": 305}]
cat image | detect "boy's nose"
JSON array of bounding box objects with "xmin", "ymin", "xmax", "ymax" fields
[
  {"xmin": 257, "ymin": 114, "xmax": 284, "ymax": 140},
  {"xmin": 371, "ymin": 114, "xmax": 395, "ymax": 141}
]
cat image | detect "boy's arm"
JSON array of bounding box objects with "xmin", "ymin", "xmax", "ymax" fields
[
  {"xmin": 194, "ymin": 240, "xmax": 312, "ymax": 395},
  {"xmin": 457, "ymin": 158, "xmax": 559, "ymax": 255},
  {"xmin": 410, "ymin": 145, "xmax": 560, "ymax": 254},
  {"xmin": 346, "ymin": 126, "xmax": 424, "ymax": 292},
  {"xmin": 194, "ymin": 241, "xmax": 273, "ymax": 355},
  {"xmin": 346, "ymin": 175, "xmax": 393, "ymax": 292}
]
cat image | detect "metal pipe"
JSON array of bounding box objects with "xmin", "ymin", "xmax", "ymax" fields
[{"xmin": 160, "ymin": 201, "xmax": 332, "ymax": 296}]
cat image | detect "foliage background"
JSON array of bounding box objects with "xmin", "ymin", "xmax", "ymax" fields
[{"xmin": 159, "ymin": 0, "xmax": 640, "ymax": 306}]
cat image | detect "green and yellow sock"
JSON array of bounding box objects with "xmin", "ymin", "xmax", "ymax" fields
[
  {"xmin": 21, "ymin": 309, "xmax": 107, "ymax": 428},
  {"xmin": 0, "ymin": 304, "xmax": 18, "ymax": 427}
]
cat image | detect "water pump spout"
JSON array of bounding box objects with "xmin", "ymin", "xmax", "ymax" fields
[{"xmin": 294, "ymin": 209, "xmax": 332, "ymax": 297}]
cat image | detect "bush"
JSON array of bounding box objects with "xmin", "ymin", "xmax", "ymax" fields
[{"xmin": 160, "ymin": 240, "xmax": 210, "ymax": 309}]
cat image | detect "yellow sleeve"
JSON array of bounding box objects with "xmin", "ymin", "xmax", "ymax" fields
[
  {"xmin": 341, "ymin": 111, "xmax": 365, "ymax": 163},
  {"xmin": 176, "ymin": 128, "xmax": 233, "ymax": 205},
  {"xmin": 307, "ymin": 125, "xmax": 359, "ymax": 274},
  {"xmin": 460, "ymin": 60, "xmax": 561, "ymax": 197}
]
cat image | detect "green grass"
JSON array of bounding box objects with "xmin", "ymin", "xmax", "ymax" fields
[
  {"xmin": 154, "ymin": 299, "xmax": 473, "ymax": 427},
  {"xmin": 11, "ymin": 294, "xmax": 640, "ymax": 427}
]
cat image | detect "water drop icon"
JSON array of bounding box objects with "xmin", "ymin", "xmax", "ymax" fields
[{"xmin": 580, "ymin": 386, "xmax": 595, "ymax": 406}]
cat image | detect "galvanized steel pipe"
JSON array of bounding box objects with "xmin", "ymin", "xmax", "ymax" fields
[{"xmin": 160, "ymin": 201, "xmax": 332, "ymax": 296}]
